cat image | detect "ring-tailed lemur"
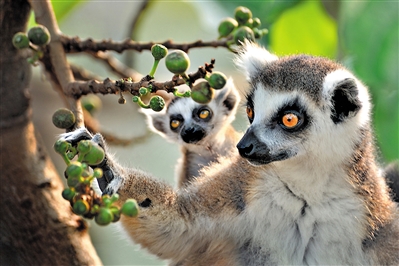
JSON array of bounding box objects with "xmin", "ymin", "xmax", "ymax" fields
[
  {"xmin": 142, "ymin": 78, "xmax": 241, "ymax": 187},
  {"xmin": 60, "ymin": 42, "xmax": 399, "ymax": 265}
]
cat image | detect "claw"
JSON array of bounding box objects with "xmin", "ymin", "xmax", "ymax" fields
[
  {"xmin": 92, "ymin": 133, "xmax": 106, "ymax": 148},
  {"xmin": 101, "ymin": 176, "xmax": 123, "ymax": 196},
  {"xmin": 60, "ymin": 127, "xmax": 93, "ymax": 146}
]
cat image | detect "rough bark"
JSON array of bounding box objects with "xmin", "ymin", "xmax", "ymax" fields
[{"xmin": 0, "ymin": 0, "xmax": 102, "ymax": 265}]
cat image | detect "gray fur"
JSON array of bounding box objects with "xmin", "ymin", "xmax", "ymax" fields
[
  {"xmin": 59, "ymin": 42, "xmax": 399, "ymax": 265},
  {"xmin": 142, "ymin": 78, "xmax": 241, "ymax": 187}
]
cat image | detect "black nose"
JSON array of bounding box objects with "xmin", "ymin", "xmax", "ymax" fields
[
  {"xmin": 181, "ymin": 127, "xmax": 205, "ymax": 143},
  {"xmin": 236, "ymin": 128, "xmax": 257, "ymax": 158},
  {"xmin": 237, "ymin": 142, "xmax": 254, "ymax": 157}
]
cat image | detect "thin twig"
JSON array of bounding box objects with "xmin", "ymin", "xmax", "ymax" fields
[
  {"xmin": 61, "ymin": 35, "xmax": 230, "ymax": 54},
  {"xmin": 89, "ymin": 51, "xmax": 142, "ymax": 81},
  {"xmin": 70, "ymin": 64, "xmax": 103, "ymax": 81}
]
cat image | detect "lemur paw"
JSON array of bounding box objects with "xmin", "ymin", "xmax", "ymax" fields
[
  {"xmin": 59, "ymin": 127, "xmax": 93, "ymax": 145},
  {"xmin": 102, "ymin": 176, "xmax": 124, "ymax": 196},
  {"xmin": 59, "ymin": 128, "xmax": 119, "ymax": 195}
]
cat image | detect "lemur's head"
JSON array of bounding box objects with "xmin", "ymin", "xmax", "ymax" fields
[
  {"xmin": 235, "ymin": 42, "xmax": 371, "ymax": 166},
  {"xmin": 143, "ymin": 78, "xmax": 240, "ymax": 147}
]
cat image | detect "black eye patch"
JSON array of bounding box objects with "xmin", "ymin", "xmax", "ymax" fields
[
  {"xmin": 170, "ymin": 114, "xmax": 184, "ymax": 131},
  {"xmin": 193, "ymin": 107, "xmax": 213, "ymax": 122},
  {"xmin": 272, "ymin": 98, "xmax": 310, "ymax": 132}
]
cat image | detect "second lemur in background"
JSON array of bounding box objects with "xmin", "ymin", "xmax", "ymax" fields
[{"xmin": 143, "ymin": 78, "xmax": 241, "ymax": 187}]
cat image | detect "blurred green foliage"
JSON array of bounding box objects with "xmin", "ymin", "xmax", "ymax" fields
[
  {"xmin": 40, "ymin": 0, "xmax": 397, "ymax": 161},
  {"xmin": 270, "ymin": 0, "xmax": 337, "ymax": 58},
  {"xmin": 217, "ymin": 0, "xmax": 398, "ymax": 162},
  {"xmin": 29, "ymin": 0, "xmax": 81, "ymax": 26},
  {"xmin": 339, "ymin": 1, "xmax": 398, "ymax": 162}
]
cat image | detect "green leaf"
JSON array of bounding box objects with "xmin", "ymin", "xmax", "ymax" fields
[
  {"xmin": 339, "ymin": 2, "xmax": 398, "ymax": 161},
  {"xmin": 269, "ymin": 0, "xmax": 337, "ymax": 58},
  {"xmin": 29, "ymin": 0, "xmax": 82, "ymax": 27}
]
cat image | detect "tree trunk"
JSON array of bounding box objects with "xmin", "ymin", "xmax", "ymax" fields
[{"xmin": 0, "ymin": 0, "xmax": 102, "ymax": 265}]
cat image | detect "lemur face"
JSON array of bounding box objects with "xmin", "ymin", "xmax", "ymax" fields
[
  {"xmin": 144, "ymin": 78, "xmax": 239, "ymax": 147},
  {"xmin": 235, "ymin": 42, "xmax": 369, "ymax": 166}
]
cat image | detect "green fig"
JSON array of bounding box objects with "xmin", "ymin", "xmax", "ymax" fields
[
  {"xmin": 82, "ymin": 142, "xmax": 105, "ymax": 166},
  {"xmin": 191, "ymin": 81, "xmax": 214, "ymax": 104},
  {"xmin": 52, "ymin": 108, "xmax": 76, "ymax": 129},
  {"xmin": 61, "ymin": 187, "xmax": 76, "ymax": 201},
  {"xmin": 27, "ymin": 25, "xmax": 50, "ymax": 46},
  {"xmin": 149, "ymin": 96, "xmax": 165, "ymax": 112},
  {"xmin": 207, "ymin": 71, "xmax": 227, "ymax": 90},
  {"xmin": 12, "ymin": 32, "xmax": 30, "ymax": 49},
  {"xmin": 65, "ymin": 161, "xmax": 84, "ymax": 178},
  {"xmin": 218, "ymin": 18, "xmax": 238, "ymax": 38},
  {"xmin": 234, "ymin": 6, "xmax": 252, "ymax": 25},
  {"xmin": 102, "ymin": 194, "xmax": 112, "ymax": 207},
  {"xmin": 54, "ymin": 139, "xmax": 69, "ymax": 154},
  {"xmin": 110, "ymin": 206, "xmax": 121, "ymax": 222},
  {"xmin": 95, "ymin": 207, "xmax": 114, "ymax": 226},
  {"xmin": 151, "ymin": 44, "xmax": 168, "ymax": 60},
  {"xmin": 252, "ymin": 17, "xmax": 261, "ymax": 28},
  {"xmin": 67, "ymin": 175, "xmax": 83, "ymax": 188},
  {"xmin": 121, "ymin": 199, "xmax": 139, "ymax": 217},
  {"xmin": 165, "ymin": 50, "xmax": 190, "ymax": 75},
  {"xmin": 233, "ymin": 26, "xmax": 255, "ymax": 45},
  {"xmin": 77, "ymin": 140, "xmax": 92, "ymax": 155},
  {"xmin": 73, "ymin": 199, "xmax": 90, "ymax": 215},
  {"xmin": 139, "ymin": 87, "xmax": 149, "ymax": 96},
  {"xmin": 81, "ymin": 95, "xmax": 102, "ymax": 114},
  {"xmin": 93, "ymin": 168, "xmax": 103, "ymax": 178}
]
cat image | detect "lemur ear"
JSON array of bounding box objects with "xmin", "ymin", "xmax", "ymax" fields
[
  {"xmin": 234, "ymin": 40, "xmax": 278, "ymax": 81},
  {"xmin": 149, "ymin": 114, "xmax": 167, "ymax": 133},
  {"xmin": 213, "ymin": 78, "xmax": 240, "ymax": 113},
  {"xmin": 140, "ymin": 108, "xmax": 167, "ymax": 134},
  {"xmin": 330, "ymin": 78, "xmax": 362, "ymax": 124}
]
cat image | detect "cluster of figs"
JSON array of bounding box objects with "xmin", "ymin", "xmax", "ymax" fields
[
  {"xmin": 47, "ymin": 5, "xmax": 265, "ymax": 226},
  {"xmin": 12, "ymin": 25, "xmax": 51, "ymax": 64},
  {"xmin": 131, "ymin": 43, "xmax": 229, "ymax": 112},
  {"xmin": 218, "ymin": 6, "xmax": 268, "ymax": 45},
  {"xmin": 53, "ymin": 135, "xmax": 139, "ymax": 226}
]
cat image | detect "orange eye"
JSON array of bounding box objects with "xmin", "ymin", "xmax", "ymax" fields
[
  {"xmin": 199, "ymin": 109, "xmax": 210, "ymax": 119},
  {"xmin": 282, "ymin": 113, "xmax": 299, "ymax": 128},
  {"xmin": 170, "ymin": 119, "xmax": 180, "ymax": 129},
  {"xmin": 246, "ymin": 106, "xmax": 254, "ymax": 121}
]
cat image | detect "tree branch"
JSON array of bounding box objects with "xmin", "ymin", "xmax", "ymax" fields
[
  {"xmin": 1, "ymin": 0, "xmax": 102, "ymax": 264},
  {"xmin": 66, "ymin": 76, "xmax": 185, "ymax": 97},
  {"xmin": 65, "ymin": 60, "xmax": 214, "ymax": 98},
  {"xmin": 61, "ymin": 35, "xmax": 230, "ymax": 54},
  {"xmin": 29, "ymin": 0, "xmax": 84, "ymax": 128}
]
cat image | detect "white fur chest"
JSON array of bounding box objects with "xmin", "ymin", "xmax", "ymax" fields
[{"xmin": 240, "ymin": 170, "xmax": 372, "ymax": 265}]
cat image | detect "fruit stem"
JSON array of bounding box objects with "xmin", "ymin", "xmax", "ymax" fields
[
  {"xmin": 173, "ymin": 89, "xmax": 191, "ymax": 97},
  {"xmin": 148, "ymin": 59, "xmax": 160, "ymax": 78},
  {"xmin": 28, "ymin": 44, "xmax": 38, "ymax": 52},
  {"xmin": 61, "ymin": 153, "xmax": 71, "ymax": 165},
  {"xmin": 77, "ymin": 148, "xmax": 90, "ymax": 163},
  {"xmin": 84, "ymin": 175, "xmax": 95, "ymax": 185},
  {"xmin": 132, "ymin": 96, "xmax": 150, "ymax": 109}
]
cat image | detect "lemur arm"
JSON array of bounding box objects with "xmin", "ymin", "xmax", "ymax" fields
[{"xmin": 59, "ymin": 127, "xmax": 247, "ymax": 261}]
